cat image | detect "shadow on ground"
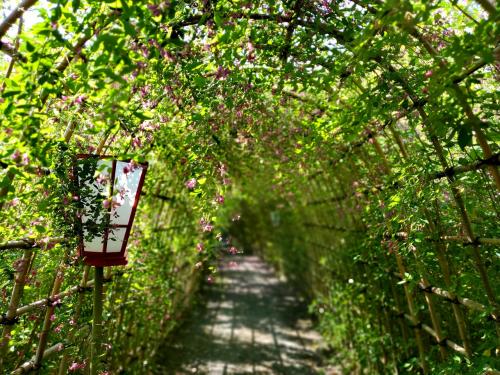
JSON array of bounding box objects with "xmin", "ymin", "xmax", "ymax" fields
[{"xmin": 153, "ymin": 255, "xmax": 338, "ymax": 374}]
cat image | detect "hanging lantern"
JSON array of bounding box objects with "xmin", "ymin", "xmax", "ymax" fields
[{"xmin": 75, "ymin": 155, "xmax": 148, "ymax": 266}]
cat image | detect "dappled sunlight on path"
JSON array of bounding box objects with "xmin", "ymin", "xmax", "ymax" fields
[{"xmin": 155, "ymin": 255, "xmax": 336, "ymax": 374}]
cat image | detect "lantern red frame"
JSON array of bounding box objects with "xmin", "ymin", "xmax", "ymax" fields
[{"xmin": 75, "ymin": 154, "xmax": 148, "ymax": 267}]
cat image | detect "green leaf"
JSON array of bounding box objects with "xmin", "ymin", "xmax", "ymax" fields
[
  {"xmin": 457, "ymin": 126, "xmax": 472, "ymax": 149},
  {"xmin": 214, "ymin": 12, "xmax": 223, "ymax": 27},
  {"xmin": 35, "ymin": 225, "xmax": 46, "ymax": 233},
  {"xmin": 2, "ymin": 90, "xmax": 22, "ymax": 98},
  {"xmin": 72, "ymin": 0, "xmax": 80, "ymax": 12}
]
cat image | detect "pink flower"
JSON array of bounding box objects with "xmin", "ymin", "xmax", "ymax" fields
[
  {"xmin": 228, "ymin": 246, "xmax": 238, "ymax": 255},
  {"xmin": 185, "ymin": 178, "xmax": 197, "ymax": 190},
  {"xmin": 424, "ymin": 70, "xmax": 433, "ymax": 78},
  {"xmin": 124, "ymin": 160, "xmax": 139, "ymax": 174},
  {"xmin": 160, "ymin": 48, "xmax": 174, "ymax": 61},
  {"xmin": 54, "ymin": 324, "xmax": 63, "ymax": 333},
  {"xmin": 199, "ymin": 219, "xmax": 214, "ymax": 232},
  {"xmin": 215, "ymin": 66, "xmax": 230, "ymax": 80},
  {"xmin": 22, "ymin": 153, "xmax": 29, "ymax": 165},
  {"xmin": 140, "ymin": 85, "xmax": 150, "ymax": 97},
  {"xmin": 102, "ymin": 199, "xmax": 111, "ymax": 209},
  {"xmin": 140, "ymin": 120, "xmax": 159, "ymax": 131},
  {"xmin": 215, "ymin": 194, "xmax": 224, "ymax": 204},
  {"xmin": 11, "ymin": 150, "xmax": 21, "ymax": 162},
  {"xmin": 147, "ymin": 4, "xmax": 161, "ymax": 16},
  {"xmin": 218, "ymin": 163, "xmax": 228, "ymax": 177},
  {"xmin": 196, "ymin": 243, "xmax": 204, "ymax": 253},
  {"xmin": 207, "ymin": 276, "xmax": 214, "ymax": 284},
  {"xmin": 222, "ymin": 178, "xmax": 231, "ymax": 186},
  {"xmin": 69, "ymin": 362, "xmax": 86, "ymax": 371},
  {"xmin": 9, "ymin": 197, "xmax": 20, "ymax": 207},
  {"xmin": 74, "ymin": 95, "xmax": 86, "ymax": 105},
  {"xmin": 132, "ymin": 137, "xmax": 142, "ymax": 149},
  {"xmin": 96, "ymin": 173, "xmax": 109, "ymax": 185},
  {"xmin": 50, "ymin": 314, "xmax": 56, "ymax": 322},
  {"xmin": 68, "ymin": 363, "xmax": 79, "ymax": 371},
  {"xmin": 111, "ymin": 198, "xmax": 123, "ymax": 209}
]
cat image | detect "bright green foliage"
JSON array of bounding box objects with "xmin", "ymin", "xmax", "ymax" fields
[{"xmin": 0, "ymin": 0, "xmax": 499, "ymax": 373}]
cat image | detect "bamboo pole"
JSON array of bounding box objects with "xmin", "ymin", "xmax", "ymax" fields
[
  {"xmin": 355, "ymin": 123, "xmax": 433, "ymax": 371},
  {"xmin": 33, "ymin": 267, "xmax": 65, "ymax": 369},
  {"xmin": 383, "ymin": 121, "xmax": 473, "ymax": 356},
  {"xmin": 394, "ymin": 249, "xmax": 429, "ymax": 373},
  {"xmin": 363, "ymin": 154, "xmax": 423, "ymax": 365},
  {"xmin": 401, "ymin": 13, "xmax": 500, "ymax": 191},
  {"xmin": 474, "ymin": 0, "xmax": 496, "ymax": 16},
  {"xmin": 0, "ymin": 16, "xmax": 23, "ymax": 92},
  {"xmin": 411, "ymin": 243, "xmax": 447, "ymax": 360},
  {"xmin": 90, "ymin": 267, "xmax": 104, "ymax": 375},
  {"xmin": 419, "ymin": 105, "xmax": 498, "ymax": 321},
  {"xmin": 400, "ymin": 314, "xmax": 467, "ymax": 356},
  {"xmin": 0, "ymin": 250, "xmax": 34, "ymax": 372},
  {"xmin": 0, "ymin": 0, "xmax": 37, "ymax": 39},
  {"xmin": 366, "ymin": 127, "xmax": 391, "ymax": 174},
  {"xmin": 13, "ymin": 343, "xmax": 64, "ymax": 374},
  {"xmin": 111, "ymin": 275, "xmax": 133, "ymax": 369},
  {"xmin": 389, "ymin": 120, "xmax": 474, "ymax": 355},
  {"xmin": 0, "ymin": 237, "xmax": 66, "ymax": 251},
  {"xmin": 57, "ymin": 265, "xmax": 91, "ymax": 375},
  {"xmin": 378, "ymin": 61, "xmax": 498, "ymax": 325},
  {"xmin": 429, "ymin": 202, "xmax": 473, "ymax": 354}
]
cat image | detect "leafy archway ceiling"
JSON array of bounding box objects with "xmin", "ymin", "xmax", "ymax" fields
[{"xmin": 1, "ymin": 0, "xmax": 496, "ymax": 198}]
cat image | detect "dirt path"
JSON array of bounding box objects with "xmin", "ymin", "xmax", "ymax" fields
[{"xmin": 155, "ymin": 255, "xmax": 335, "ymax": 374}]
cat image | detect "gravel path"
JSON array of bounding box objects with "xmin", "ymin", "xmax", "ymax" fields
[{"xmin": 155, "ymin": 255, "xmax": 335, "ymax": 374}]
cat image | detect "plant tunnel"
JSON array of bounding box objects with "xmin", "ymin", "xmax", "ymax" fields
[{"xmin": 0, "ymin": 0, "xmax": 499, "ymax": 373}]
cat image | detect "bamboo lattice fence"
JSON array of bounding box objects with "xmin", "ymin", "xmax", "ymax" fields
[{"xmin": 0, "ymin": 0, "xmax": 499, "ymax": 374}]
